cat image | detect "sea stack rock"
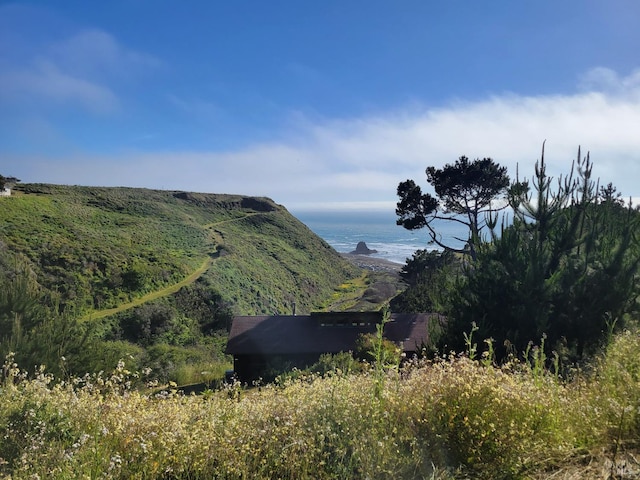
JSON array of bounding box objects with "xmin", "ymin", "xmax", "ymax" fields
[{"xmin": 351, "ymin": 241, "xmax": 378, "ymax": 255}]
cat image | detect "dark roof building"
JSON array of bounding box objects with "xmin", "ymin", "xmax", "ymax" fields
[{"xmin": 226, "ymin": 311, "xmax": 438, "ymax": 382}]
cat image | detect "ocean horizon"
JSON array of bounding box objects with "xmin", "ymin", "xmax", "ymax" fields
[{"xmin": 293, "ymin": 209, "xmax": 468, "ymax": 265}]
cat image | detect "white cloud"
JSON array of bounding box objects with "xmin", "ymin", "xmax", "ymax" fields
[
  {"xmin": 5, "ymin": 67, "xmax": 640, "ymax": 211},
  {"xmin": 0, "ymin": 27, "xmax": 158, "ymax": 114},
  {"xmin": 579, "ymin": 67, "xmax": 640, "ymax": 96},
  {"xmin": 0, "ymin": 59, "xmax": 119, "ymax": 113},
  {"xmin": 48, "ymin": 29, "xmax": 161, "ymax": 78}
]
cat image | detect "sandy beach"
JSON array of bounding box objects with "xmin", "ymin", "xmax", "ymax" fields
[{"xmin": 341, "ymin": 253, "xmax": 403, "ymax": 274}]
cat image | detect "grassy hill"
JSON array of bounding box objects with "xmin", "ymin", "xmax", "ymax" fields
[
  {"xmin": 0, "ymin": 183, "xmax": 369, "ymax": 380},
  {"xmin": 0, "ymin": 184, "xmax": 359, "ymax": 315}
]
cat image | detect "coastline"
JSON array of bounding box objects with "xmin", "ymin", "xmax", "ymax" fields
[{"xmin": 340, "ymin": 253, "xmax": 403, "ymax": 274}]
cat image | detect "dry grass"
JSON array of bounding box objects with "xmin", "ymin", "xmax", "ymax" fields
[{"xmin": 0, "ymin": 330, "xmax": 639, "ymax": 479}]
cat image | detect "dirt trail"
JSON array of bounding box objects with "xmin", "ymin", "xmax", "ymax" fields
[
  {"xmin": 79, "ymin": 213, "xmax": 262, "ymax": 322},
  {"xmin": 80, "ymin": 256, "xmax": 212, "ymax": 322}
]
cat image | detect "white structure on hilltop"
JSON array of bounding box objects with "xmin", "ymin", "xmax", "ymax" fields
[{"xmin": 1, "ymin": 176, "xmax": 20, "ymax": 196}]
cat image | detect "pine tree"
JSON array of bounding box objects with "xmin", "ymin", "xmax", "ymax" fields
[
  {"xmin": 444, "ymin": 146, "xmax": 640, "ymax": 363},
  {"xmin": 396, "ymin": 156, "xmax": 510, "ymax": 260}
]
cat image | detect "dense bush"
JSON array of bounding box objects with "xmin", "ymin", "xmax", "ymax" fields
[
  {"xmin": 398, "ymin": 148, "xmax": 639, "ymax": 366},
  {"xmin": 391, "ymin": 249, "xmax": 457, "ymax": 313},
  {"xmin": 173, "ymin": 279, "xmax": 233, "ymax": 334},
  {"xmin": 443, "ymin": 149, "xmax": 639, "ymax": 363},
  {"xmin": 354, "ymin": 332, "xmax": 401, "ymax": 366},
  {"xmin": 0, "ymin": 262, "xmax": 97, "ymax": 377}
]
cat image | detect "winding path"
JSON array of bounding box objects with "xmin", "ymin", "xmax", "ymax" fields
[
  {"xmin": 80, "ymin": 256, "xmax": 213, "ymax": 322},
  {"xmin": 80, "ymin": 212, "xmax": 262, "ymax": 322}
]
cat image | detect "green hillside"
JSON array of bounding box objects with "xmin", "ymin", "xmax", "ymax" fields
[
  {"xmin": 0, "ymin": 184, "xmax": 358, "ymax": 314},
  {"xmin": 0, "ymin": 183, "xmax": 363, "ymax": 380}
]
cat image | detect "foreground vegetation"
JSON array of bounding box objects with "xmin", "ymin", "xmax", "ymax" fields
[{"xmin": 1, "ymin": 328, "xmax": 638, "ymax": 479}]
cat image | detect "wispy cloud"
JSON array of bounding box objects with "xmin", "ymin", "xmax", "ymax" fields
[
  {"xmin": 166, "ymin": 94, "xmax": 222, "ymax": 119},
  {"xmin": 0, "ymin": 25, "xmax": 159, "ymax": 114},
  {"xmin": 579, "ymin": 67, "xmax": 640, "ymax": 95},
  {"xmin": 6, "ymin": 67, "xmax": 640, "ymax": 211},
  {"xmin": 0, "ymin": 59, "xmax": 119, "ymax": 113},
  {"xmin": 48, "ymin": 28, "xmax": 161, "ymax": 79}
]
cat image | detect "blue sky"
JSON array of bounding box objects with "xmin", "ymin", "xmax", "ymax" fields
[{"xmin": 1, "ymin": 1, "xmax": 639, "ymax": 211}]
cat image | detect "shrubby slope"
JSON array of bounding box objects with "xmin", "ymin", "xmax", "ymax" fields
[
  {"xmin": 0, "ymin": 184, "xmax": 358, "ymax": 316},
  {"xmin": 0, "ymin": 184, "xmax": 361, "ymax": 378}
]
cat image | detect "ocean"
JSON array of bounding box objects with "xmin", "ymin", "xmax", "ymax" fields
[{"xmin": 293, "ymin": 210, "xmax": 467, "ymax": 265}]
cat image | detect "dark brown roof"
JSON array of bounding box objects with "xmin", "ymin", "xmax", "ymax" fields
[{"xmin": 225, "ymin": 313, "xmax": 437, "ymax": 356}]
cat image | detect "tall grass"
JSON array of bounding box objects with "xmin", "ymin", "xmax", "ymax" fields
[{"xmin": 1, "ymin": 330, "xmax": 639, "ymax": 479}]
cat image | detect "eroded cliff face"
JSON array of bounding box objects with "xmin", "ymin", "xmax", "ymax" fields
[{"xmin": 172, "ymin": 191, "xmax": 278, "ymax": 212}]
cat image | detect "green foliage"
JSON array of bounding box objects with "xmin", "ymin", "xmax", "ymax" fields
[
  {"xmin": 103, "ymin": 280, "xmax": 233, "ymax": 348},
  {"xmin": 426, "ymin": 156, "xmax": 509, "ymax": 217},
  {"xmin": 443, "ymin": 147, "xmax": 640, "ymax": 363},
  {"xmin": 354, "ymin": 332, "xmax": 401, "ymax": 366},
  {"xmin": 1, "ymin": 384, "xmax": 77, "ymax": 466},
  {"xmin": 0, "ymin": 264, "xmax": 96, "ymax": 378},
  {"xmin": 173, "ymin": 279, "xmax": 233, "ymax": 334},
  {"xmin": 309, "ymin": 351, "xmax": 363, "ymax": 376},
  {"xmin": 144, "ymin": 343, "xmax": 223, "ymax": 383},
  {"xmin": 592, "ymin": 328, "xmax": 640, "ymax": 444},
  {"xmin": 399, "ymin": 248, "xmax": 455, "ymax": 286},
  {"xmin": 95, "ymin": 290, "xmax": 233, "ymax": 383},
  {"xmin": 1, "ymin": 186, "xmax": 210, "ymax": 312},
  {"xmin": 395, "ymin": 179, "xmax": 438, "ymax": 230},
  {"xmin": 397, "ymin": 156, "xmax": 510, "ymax": 258},
  {"xmin": 354, "ymin": 308, "xmax": 402, "ymax": 371},
  {"xmin": 391, "ymin": 249, "xmax": 457, "ymax": 313},
  {"xmin": 204, "ymin": 211, "xmax": 359, "ymax": 315},
  {"xmin": 84, "ymin": 340, "xmax": 146, "ymax": 373},
  {"xmin": 118, "ymin": 302, "xmax": 176, "ymax": 345},
  {"xmin": 274, "ymin": 353, "xmax": 365, "ymax": 385},
  {"xmin": 0, "ymin": 263, "xmax": 44, "ymax": 337}
]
